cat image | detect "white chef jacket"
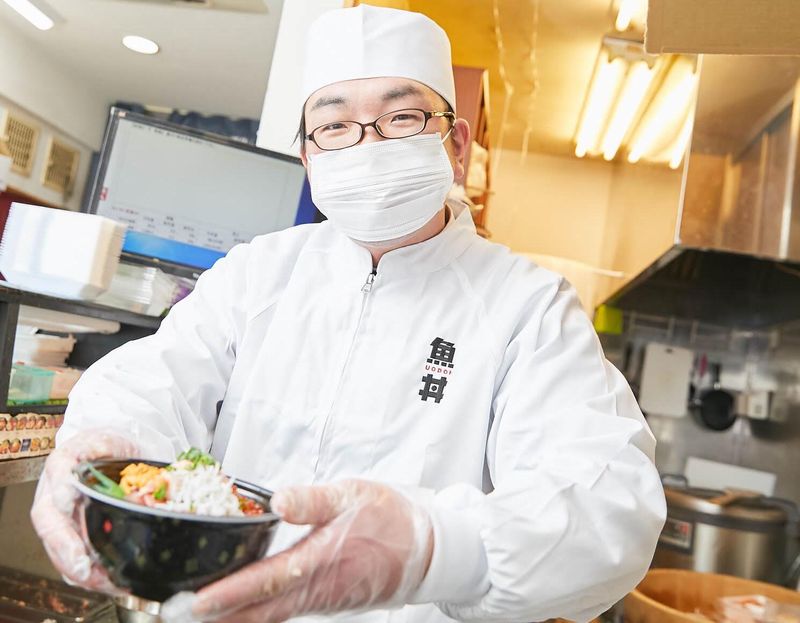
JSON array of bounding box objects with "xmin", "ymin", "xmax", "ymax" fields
[{"xmin": 60, "ymin": 202, "xmax": 666, "ymax": 623}]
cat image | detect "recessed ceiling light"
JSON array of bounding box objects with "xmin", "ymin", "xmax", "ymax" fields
[
  {"xmin": 122, "ymin": 35, "xmax": 160, "ymax": 55},
  {"xmin": 2, "ymin": 0, "xmax": 55, "ymax": 30}
]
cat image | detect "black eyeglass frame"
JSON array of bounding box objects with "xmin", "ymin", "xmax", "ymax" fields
[{"xmin": 304, "ymin": 108, "xmax": 456, "ymax": 151}]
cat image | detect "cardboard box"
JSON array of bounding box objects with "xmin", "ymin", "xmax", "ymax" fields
[
  {"xmin": 646, "ymin": 0, "xmax": 800, "ymax": 55},
  {"xmin": 0, "ymin": 413, "xmax": 63, "ymax": 460}
]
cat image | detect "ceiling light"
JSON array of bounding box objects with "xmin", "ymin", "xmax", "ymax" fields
[
  {"xmin": 601, "ymin": 61, "xmax": 655, "ymax": 161},
  {"xmin": 615, "ymin": 0, "xmax": 647, "ymax": 32},
  {"xmin": 615, "ymin": 0, "xmax": 636, "ymax": 31},
  {"xmin": 122, "ymin": 35, "xmax": 160, "ymax": 55},
  {"xmin": 628, "ymin": 61, "xmax": 698, "ymax": 164},
  {"xmin": 668, "ymin": 107, "xmax": 695, "ymax": 169},
  {"xmin": 574, "ymin": 51, "xmax": 627, "ymax": 158},
  {"xmin": 2, "ymin": 0, "xmax": 54, "ymax": 30}
]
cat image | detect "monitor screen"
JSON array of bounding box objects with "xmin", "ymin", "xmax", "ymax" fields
[{"xmin": 86, "ymin": 108, "xmax": 315, "ymax": 276}]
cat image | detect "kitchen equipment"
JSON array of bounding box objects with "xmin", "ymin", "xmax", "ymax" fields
[
  {"xmin": 639, "ymin": 343, "xmax": 694, "ymax": 417},
  {"xmin": 684, "ymin": 457, "xmax": 776, "ymax": 496},
  {"xmin": 693, "ymin": 362, "xmax": 737, "ymax": 431},
  {"xmin": 601, "ymin": 56, "xmax": 800, "ymax": 331},
  {"xmin": 115, "ymin": 594, "xmax": 162, "ymax": 623},
  {"xmin": 736, "ymin": 389, "xmax": 773, "ymax": 421},
  {"xmin": 653, "ymin": 485, "xmax": 799, "ymax": 585},
  {"xmin": 74, "ymin": 458, "xmax": 279, "ymax": 602},
  {"xmin": 0, "ymin": 565, "xmax": 116, "ymax": 622},
  {"xmin": 625, "ymin": 568, "xmax": 800, "ymax": 623}
]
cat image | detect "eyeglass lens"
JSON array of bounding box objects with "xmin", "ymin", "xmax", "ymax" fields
[{"xmin": 312, "ymin": 109, "xmax": 433, "ymax": 150}]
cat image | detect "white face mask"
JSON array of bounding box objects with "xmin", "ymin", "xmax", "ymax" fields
[{"xmin": 307, "ymin": 132, "xmax": 455, "ymax": 243}]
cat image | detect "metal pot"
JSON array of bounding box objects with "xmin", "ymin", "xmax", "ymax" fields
[
  {"xmin": 115, "ymin": 595, "xmax": 162, "ymax": 623},
  {"xmin": 653, "ymin": 485, "xmax": 800, "ymax": 585}
]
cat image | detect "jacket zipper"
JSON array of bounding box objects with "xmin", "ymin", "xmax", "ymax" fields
[
  {"xmin": 361, "ymin": 271, "xmax": 376, "ymax": 293},
  {"xmin": 312, "ymin": 270, "xmax": 377, "ymax": 478}
]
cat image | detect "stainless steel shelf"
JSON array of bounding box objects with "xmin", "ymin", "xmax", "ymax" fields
[
  {"xmin": 0, "ymin": 284, "xmax": 162, "ymax": 330},
  {"xmin": 0, "ymin": 456, "xmax": 46, "ymax": 488}
]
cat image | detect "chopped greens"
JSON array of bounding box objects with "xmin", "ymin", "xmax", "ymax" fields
[
  {"xmin": 88, "ymin": 464, "xmax": 125, "ymax": 499},
  {"xmin": 153, "ymin": 483, "xmax": 167, "ymax": 501},
  {"xmin": 177, "ymin": 447, "xmax": 217, "ymax": 470}
]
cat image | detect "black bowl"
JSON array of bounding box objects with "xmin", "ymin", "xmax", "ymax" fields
[{"xmin": 73, "ymin": 458, "xmax": 280, "ymax": 602}]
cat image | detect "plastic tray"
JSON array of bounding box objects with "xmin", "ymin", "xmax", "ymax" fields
[{"xmin": 8, "ymin": 364, "xmax": 54, "ymax": 405}]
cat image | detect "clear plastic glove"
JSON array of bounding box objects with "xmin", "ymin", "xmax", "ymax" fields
[
  {"xmin": 30, "ymin": 429, "xmax": 139, "ymax": 592},
  {"xmin": 161, "ymin": 479, "xmax": 433, "ymax": 623}
]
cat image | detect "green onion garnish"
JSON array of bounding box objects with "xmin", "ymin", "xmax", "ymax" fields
[
  {"xmin": 87, "ymin": 465, "xmax": 125, "ymax": 499},
  {"xmin": 153, "ymin": 483, "xmax": 167, "ymax": 501},
  {"xmin": 177, "ymin": 447, "xmax": 217, "ymax": 469}
]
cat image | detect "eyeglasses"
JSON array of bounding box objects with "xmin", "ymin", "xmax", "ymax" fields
[{"xmin": 305, "ymin": 108, "xmax": 456, "ymax": 151}]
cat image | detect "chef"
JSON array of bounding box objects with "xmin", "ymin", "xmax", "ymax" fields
[{"xmin": 31, "ymin": 5, "xmax": 666, "ymax": 623}]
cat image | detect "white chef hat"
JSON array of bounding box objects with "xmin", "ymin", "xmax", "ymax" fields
[{"xmin": 302, "ymin": 5, "xmax": 457, "ymax": 113}]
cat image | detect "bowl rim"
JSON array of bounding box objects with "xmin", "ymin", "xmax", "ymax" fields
[{"xmin": 73, "ymin": 458, "xmax": 280, "ymax": 525}]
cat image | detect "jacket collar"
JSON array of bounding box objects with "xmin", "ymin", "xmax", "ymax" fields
[{"xmin": 315, "ymin": 200, "xmax": 478, "ymax": 282}]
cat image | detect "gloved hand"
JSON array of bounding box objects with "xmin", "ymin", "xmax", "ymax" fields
[
  {"xmin": 30, "ymin": 429, "xmax": 139, "ymax": 592},
  {"xmin": 161, "ymin": 479, "xmax": 434, "ymax": 623}
]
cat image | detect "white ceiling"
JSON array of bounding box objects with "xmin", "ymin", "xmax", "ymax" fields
[{"xmin": 0, "ymin": 0, "xmax": 284, "ymax": 120}]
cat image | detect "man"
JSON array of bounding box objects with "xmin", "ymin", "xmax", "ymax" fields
[{"xmin": 31, "ymin": 5, "xmax": 665, "ymax": 623}]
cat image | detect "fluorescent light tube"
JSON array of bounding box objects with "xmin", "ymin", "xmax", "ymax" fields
[
  {"xmin": 629, "ymin": 63, "xmax": 698, "ymax": 164},
  {"xmin": 615, "ymin": 0, "xmax": 638, "ymax": 31},
  {"xmin": 616, "ymin": 0, "xmax": 647, "ymax": 32},
  {"xmin": 601, "ymin": 61, "xmax": 654, "ymax": 161},
  {"xmin": 2, "ymin": 0, "xmax": 54, "ymax": 30},
  {"xmin": 575, "ymin": 53, "xmax": 626, "ymax": 158}
]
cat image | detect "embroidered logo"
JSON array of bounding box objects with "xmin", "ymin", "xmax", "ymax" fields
[{"xmin": 419, "ymin": 337, "xmax": 456, "ymax": 403}]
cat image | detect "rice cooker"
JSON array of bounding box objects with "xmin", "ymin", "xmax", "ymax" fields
[{"xmin": 653, "ymin": 485, "xmax": 800, "ymax": 585}]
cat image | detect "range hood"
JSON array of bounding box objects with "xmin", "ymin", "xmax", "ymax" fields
[{"xmin": 602, "ymin": 55, "xmax": 800, "ymax": 329}]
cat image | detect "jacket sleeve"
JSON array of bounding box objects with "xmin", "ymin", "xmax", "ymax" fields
[
  {"xmin": 410, "ymin": 278, "xmax": 666, "ymax": 622},
  {"xmin": 57, "ymin": 244, "xmax": 251, "ymax": 461}
]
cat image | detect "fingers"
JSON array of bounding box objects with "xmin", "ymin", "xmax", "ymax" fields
[
  {"xmin": 212, "ymin": 587, "xmax": 306, "ymax": 623},
  {"xmin": 189, "ymin": 522, "xmax": 344, "ymax": 621},
  {"xmin": 67, "ymin": 430, "xmax": 139, "ymax": 461},
  {"xmin": 62, "ymin": 564, "xmax": 125, "ymax": 595},
  {"xmin": 31, "ymin": 432, "xmax": 138, "ymax": 593},
  {"xmin": 32, "ymin": 502, "xmax": 92, "ymax": 583},
  {"xmin": 41, "ymin": 449, "xmax": 81, "ymax": 514},
  {"xmin": 273, "ymin": 480, "xmax": 366, "ymax": 525},
  {"xmin": 163, "ymin": 480, "xmax": 425, "ymax": 623},
  {"xmin": 160, "ymin": 591, "xmax": 199, "ymax": 623},
  {"xmin": 190, "ymin": 546, "xmax": 308, "ymax": 619},
  {"xmin": 42, "ymin": 433, "xmax": 138, "ymax": 515}
]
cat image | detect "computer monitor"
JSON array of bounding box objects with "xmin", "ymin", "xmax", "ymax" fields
[{"xmin": 86, "ymin": 108, "xmax": 316, "ymax": 278}]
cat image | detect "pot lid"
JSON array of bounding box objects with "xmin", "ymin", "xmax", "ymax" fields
[{"xmin": 665, "ymin": 486, "xmax": 790, "ymax": 524}]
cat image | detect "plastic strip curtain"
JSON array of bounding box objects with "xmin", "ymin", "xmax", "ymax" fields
[
  {"xmin": 490, "ymin": 0, "xmax": 515, "ymax": 182},
  {"xmin": 519, "ymin": 0, "xmax": 541, "ymax": 166}
]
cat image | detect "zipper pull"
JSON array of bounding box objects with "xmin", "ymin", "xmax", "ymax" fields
[{"xmin": 361, "ymin": 271, "xmax": 376, "ymax": 293}]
